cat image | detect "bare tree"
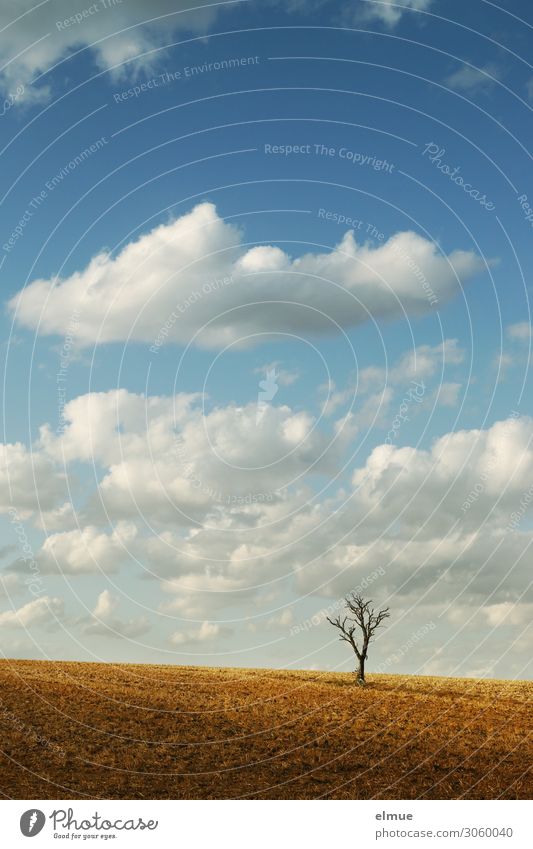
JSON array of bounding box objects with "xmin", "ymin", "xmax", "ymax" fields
[{"xmin": 327, "ymin": 594, "xmax": 390, "ymax": 684}]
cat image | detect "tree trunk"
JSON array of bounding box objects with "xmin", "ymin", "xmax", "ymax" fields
[{"xmin": 356, "ymin": 656, "xmax": 365, "ymax": 683}]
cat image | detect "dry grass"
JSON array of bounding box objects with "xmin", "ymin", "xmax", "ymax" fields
[{"xmin": 0, "ymin": 659, "xmax": 531, "ymax": 799}]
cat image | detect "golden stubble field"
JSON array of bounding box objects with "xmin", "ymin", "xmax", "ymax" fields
[{"xmin": 0, "ymin": 660, "xmax": 531, "ymax": 799}]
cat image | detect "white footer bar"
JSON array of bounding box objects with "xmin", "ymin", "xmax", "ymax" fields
[{"xmin": 2, "ymin": 799, "xmax": 531, "ymax": 848}]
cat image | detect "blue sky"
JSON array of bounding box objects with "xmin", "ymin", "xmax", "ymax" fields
[{"xmin": 0, "ymin": 0, "xmax": 532, "ymax": 679}]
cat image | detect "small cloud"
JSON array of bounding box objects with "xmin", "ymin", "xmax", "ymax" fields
[
  {"xmin": 0, "ymin": 0, "xmax": 228, "ymax": 105},
  {"xmin": 254, "ymin": 362, "xmax": 300, "ymax": 387},
  {"xmin": 321, "ymin": 383, "xmax": 354, "ymax": 417},
  {"xmin": 435, "ymin": 382, "xmax": 462, "ymax": 408},
  {"xmin": 170, "ymin": 620, "xmax": 232, "ymax": 646},
  {"xmin": 360, "ymin": 339, "xmax": 464, "ymax": 394},
  {"xmin": 0, "ymin": 572, "xmax": 23, "ymax": 598},
  {"xmin": 493, "ymin": 351, "xmax": 514, "ymax": 382},
  {"xmin": 34, "ymin": 501, "xmax": 78, "ymax": 532},
  {"xmin": 507, "ymin": 321, "xmax": 531, "ymax": 342},
  {"xmin": 351, "ymin": 0, "xmax": 434, "ymax": 28},
  {"xmin": 3, "ymin": 334, "xmax": 24, "ymax": 348},
  {"xmin": 83, "ymin": 590, "xmax": 150, "ymax": 639},
  {"xmin": 445, "ymin": 63, "xmax": 502, "ymax": 93},
  {"xmin": 482, "ymin": 602, "xmax": 533, "ymax": 627},
  {"xmin": 526, "ymin": 78, "xmax": 533, "ymax": 101},
  {"xmin": 0, "ymin": 595, "xmax": 64, "ymax": 628},
  {"xmin": 266, "ymin": 608, "xmax": 294, "ymax": 629},
  {"xmin": 323, "ymin": 341, "xmax": 462, "ymax": 419}
]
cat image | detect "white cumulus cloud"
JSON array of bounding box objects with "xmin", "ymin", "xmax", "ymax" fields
[
  {"xmin": 0, "ymin": 0, "xmax": 230, "ymax": 101},
  {"xmin": 350, "ymin": 0, "xmax": 433, "ymax": 27},
  {"xmin": 170, "ymin": 619, "xmax": 231, "ymax": 645},
  {"xmin": 10, "ymin": 203, "xmax": 484, "ymax": 349},
  {"xmin": 83, "ymin": 589, "xmax": 150, "ymax": 638},
  {"xmin": 0, "ymin": 442, "xmax": 67, "ymax": 516},
  {"xmin": 0, "ymin": 595, "xmax": 64, "ymax": 628}
]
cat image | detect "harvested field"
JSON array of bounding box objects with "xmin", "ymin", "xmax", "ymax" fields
[{"xmin": 0, "ymin": 660, "xmax": 531, "ymax": 799}]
